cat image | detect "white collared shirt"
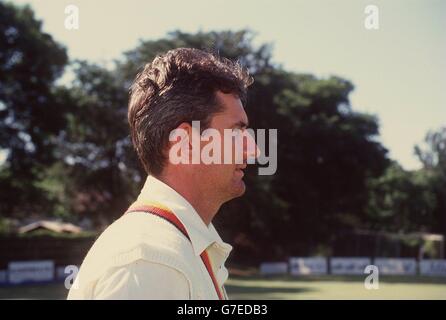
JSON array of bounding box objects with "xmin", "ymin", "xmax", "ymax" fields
[{"xmin": 67, "ymin": 175, "xmax": 233, "ymax": 300}]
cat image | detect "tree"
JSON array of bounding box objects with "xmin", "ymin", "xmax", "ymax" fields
[
  {"xmin": 47, "ymin": 61, "xmax": 141, "ymax": 226},
  {"xmin": 0, "ymin": 2, "xmax": 68, "ymax": 216},
  {"xmin": 252, "ymin": 72, "xmax": 390, "ymax": 256},
  {"xmin": 366, "ymin": 162, "xmax": 437, "ymax": 233},
  {"xmin": 415, "ymin": 127, "xmax": 446, "ymax": 239}
]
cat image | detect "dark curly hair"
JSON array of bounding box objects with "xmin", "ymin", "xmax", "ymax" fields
[{"xmin": 128, "ymin": 48, "xmax": 253, "ymax": 175}]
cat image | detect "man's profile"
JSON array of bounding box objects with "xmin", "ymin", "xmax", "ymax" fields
[{"xmin": 67, "ymin": 48, "xmax": 257, "ymax": 299}]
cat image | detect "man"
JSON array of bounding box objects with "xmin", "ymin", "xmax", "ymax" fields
[{"xmin": 68, "ymin": 48, "xmax": 258, "ymax": 299}]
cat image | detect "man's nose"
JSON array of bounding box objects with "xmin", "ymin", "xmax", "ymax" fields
[{"xmin": 244, "ymin": 131, "xmax": 260, "ymax": 163}]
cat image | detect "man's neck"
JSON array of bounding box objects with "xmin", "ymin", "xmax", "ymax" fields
[{"xmin": 154, "ymin": 173, "xmax": 220, "ymax": 226}]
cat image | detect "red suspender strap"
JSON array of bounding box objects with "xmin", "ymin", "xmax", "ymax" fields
[
  {"xmin": 125, "ymin": 205, "xmax": 225, "ymax": 300},
  {"xmin": 200, "ymin": 249, "xmax": 225, "ymax": 300}
]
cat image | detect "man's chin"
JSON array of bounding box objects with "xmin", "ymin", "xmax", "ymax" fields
[
  {"xmin": 232, "ymin": 179, "xmax": 246, "ymax": 198},
  {"xmin": 221, "ymin": 177, "xmax": 246, "ymax": 203}
]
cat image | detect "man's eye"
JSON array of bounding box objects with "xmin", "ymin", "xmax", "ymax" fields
[{"xmin": 232, "ymin": 128, "xmax": 242, "ymax": 134}]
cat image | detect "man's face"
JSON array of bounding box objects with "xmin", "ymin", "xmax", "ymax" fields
[{"xmin": 199, "ymin": 91, "xmax": 258, "ymax": 203}]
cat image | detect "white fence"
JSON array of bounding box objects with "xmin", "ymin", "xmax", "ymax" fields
[
  {"xmin": 374, "ymin": 258, "xmax": 417, "ymax": 275},
  {"xmin": 260, "ymin": 257, "xmax": 446, "ymax": 276},
  {"xmin": 419, "ymin": 259, "xmax": 446, "ymax": 276},
  {"xmin": 0, "ymin": 261, "xmax": 77, "ymax": 286},
  {"xmin": 330, "ymin": 257, "xmax": 371, "ymax": 275},
  {"xmin": 289, "ymin": 257, "xmax": 327, "ymax": 275}
]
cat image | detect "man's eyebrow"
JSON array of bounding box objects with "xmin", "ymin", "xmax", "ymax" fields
[{"xmin": 232, "ymin": 120, "xmax": 249, "ymax": 128}]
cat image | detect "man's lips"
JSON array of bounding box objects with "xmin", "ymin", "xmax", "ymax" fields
[
  {"xmin": 235, "ymin": 168, "xmax": 245, "ymax": 178},
  {"xmin": 235, "ymin": 164, "xmax": 247, "ymax": 178}
]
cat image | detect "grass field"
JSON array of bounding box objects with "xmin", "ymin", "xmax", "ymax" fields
[
  {"xmin": 1, "ymin": 275, "xmax": 445, "ymax": 299},
  {"xmin": 225, "ymin": 275, "xmax": 446, "ymax": 299}
]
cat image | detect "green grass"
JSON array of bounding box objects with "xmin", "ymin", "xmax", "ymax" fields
[
  {"xmin": 0, "ymin": 283, "xmax": 68, "ymax": 300},
  {"xmin": 0, "ymin": 275, "xmax": 445, "ymax": 299},
  {"xmin": 226, "ymin": 275, "xmax": 446, "ymax": 300}
]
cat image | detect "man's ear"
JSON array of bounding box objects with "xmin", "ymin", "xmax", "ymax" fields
[
  {"xmin": 174, "ymin": 122, "xmax": 193, "ymax": 149},
  {"xmin": 167, "ymin": 122, "xmax": 191, "ymax": 148},
  {"xmin": 177, "ymin": 122, "xmax": 192, "ymax": 134},
  {"xmin": 166, "ymin": 122, "xmax": 193, "ymax": 165}
]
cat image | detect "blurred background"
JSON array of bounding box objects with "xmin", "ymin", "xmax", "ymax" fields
[{"xmin": 0, "ymin": 0, "xmax": 445, "ymax": 299}]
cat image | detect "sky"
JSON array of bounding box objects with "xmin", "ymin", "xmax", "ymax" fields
[{"xmin": 9, "ymin": 0, "xmax": 446, "ymax": 170}]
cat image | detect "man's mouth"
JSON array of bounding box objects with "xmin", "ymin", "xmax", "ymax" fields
[{"xmin": 235, "ymin": 164, "xmax": 246, "ymax": 177}]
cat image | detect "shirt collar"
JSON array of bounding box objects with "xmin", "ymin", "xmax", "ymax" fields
[{"xmin": 136, "ymin": 175, "xmax": 233, "ymax": 258}]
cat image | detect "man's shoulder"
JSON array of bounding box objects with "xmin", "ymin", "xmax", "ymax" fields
[
  {"xmin": 99, "ymin": 211, "xmax": 192, "ymax": 253},
  {"xmin": 74, "ymin": 212, "xmax": 197, "ymax": 288}
]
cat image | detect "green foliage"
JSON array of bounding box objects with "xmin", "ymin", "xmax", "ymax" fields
[
  {"xmin": 54, "ymin": 61, "xmax": 141, "ymax": 225},
  {"xmin": 0, "ymin": 2, "xmax": 68, "ymax": 216},
  {"xmin": 415, "ymin": 127, "xmax": 446, "ymax": 236},
  {"xmin": 366, "ymin": 162, "xmax": 437, "ymax": 232},
  {"xmin": 0, "ymin": 216, "xmax": 13, "ymax": 235},
  {"xmin": 32, "ymin": 162, "xmax": 71, "ymax": 220}
]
